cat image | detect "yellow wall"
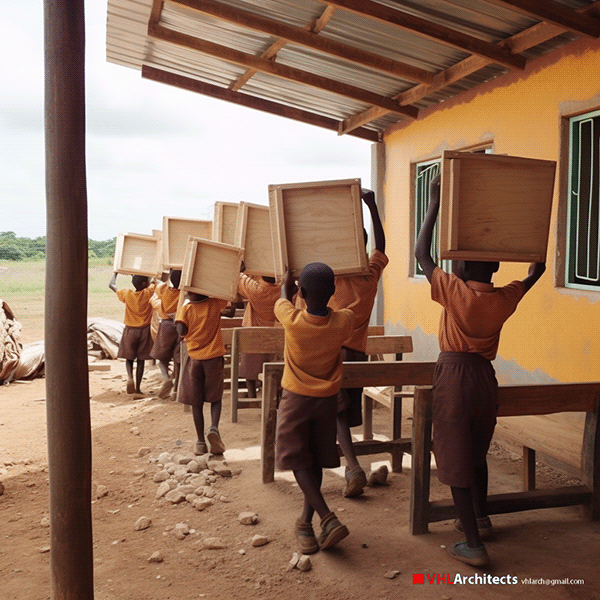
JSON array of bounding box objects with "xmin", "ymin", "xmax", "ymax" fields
[{"xmin": 383, "ymin": 38, "xmax": 600, "ymax": 383}]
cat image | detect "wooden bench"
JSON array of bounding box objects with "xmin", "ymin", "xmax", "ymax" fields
[
  {"xmin": 261, "ymin": 360, "xmax": 436, "ymax": 483},
  {"xmin": 228, "ymin": 325, "xmax": 386, "ymax": 422},
  {"xmin": 409, "ymin": 382, "xmax": 600, "ymax": 535}
]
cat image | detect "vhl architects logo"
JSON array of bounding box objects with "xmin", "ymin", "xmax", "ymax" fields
[
  {"xmin": 413, "ymin": 573, "xmax": 454, "ymax": 585},
  {"xmin": 413, "ymin": 572, "xmax": 518, "ymax": 585}
]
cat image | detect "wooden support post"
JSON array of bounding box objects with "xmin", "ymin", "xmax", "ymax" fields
[
  {"xmin": 409, "ymin": 386, "xmax": 433, "ymax": 535},
  {"xmin": 230, "ymin": 329, "xmax": 240, "ymax": 423},
  {"xmin": 362, "ymin": 392, "xmax": 374, "ymax": 440},
  {"xmin": 261, "ymin": 365, "xmax": 281, "ymax": 483},
  {"xmin": 44, "ymin": 0, "xmax": 94, "ymax": 597},
  {"xmin": 523, "ymin": 446, "xmax": 536, "ymax": 491},
  {"xmin": 581, "ymin": 396, "xmax": 600, "ymax": 520},
  {"xmin": 391, "ymin": 351, "xmax": 404, "ymax": 472}
]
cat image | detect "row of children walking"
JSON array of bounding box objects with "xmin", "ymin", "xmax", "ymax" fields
[{"xmin": 111, "ymin": 179, "xmax": 545, "ymax": 567}]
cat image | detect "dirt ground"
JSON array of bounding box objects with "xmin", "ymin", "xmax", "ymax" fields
[{"xmin": 1, "ymin": 328, "xmax": 600, "ymax": 599}]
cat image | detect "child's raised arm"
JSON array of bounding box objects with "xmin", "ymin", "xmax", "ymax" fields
[
  {"xmin": 281, "ymin": 267, "xmax": 298, "ymax": 302},
  {"xmin": 362, "ymin": 189, "xmax": 385, "ymax": 254},
  {"xmin": 109, "ymin": 272, "xmax": 118, "ymax": 293},
  {"xmin": 521, "ymin": 262, "xmax": 546, "ymax": 293},
  {"xmin": 415, "ymin": 175, "xmax": 440, "ymax": 283}
]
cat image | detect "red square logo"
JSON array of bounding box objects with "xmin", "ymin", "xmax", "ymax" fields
[{"xmin": 413, "ymin": 574, "xmax": 425, "ymax": 584}]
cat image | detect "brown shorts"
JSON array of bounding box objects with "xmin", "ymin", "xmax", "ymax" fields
[
  {"xmin": 177, "ymin": 356, "xmax": 224, "ymax": 407},
  {"xmin": 432, "ymin": 352, "xmax": 498, "ymax": 488},
  {"xmin": 239, "ymin": 352, "xmax": 272, "ymax": 380},
  {"xmin": 276, "ymin": 389, "xmax": 340, "ymax": 471},
  {"xmin": 117, "ymin": 325, "xmax": 153, "ymax": 361},
  {"xmin": 150, "ymin": 319, "xmax": 180, "ymax": 362},
  {"xmin": 337, "ymin": 347, "xmax": 367, "ymax": 427}
]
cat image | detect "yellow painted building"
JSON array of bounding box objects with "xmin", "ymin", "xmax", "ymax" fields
[{"xmin": 380, "ymin": 35, "xmax": 600, "ymax": 385}]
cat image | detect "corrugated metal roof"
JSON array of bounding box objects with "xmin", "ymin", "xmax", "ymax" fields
[{"xmin": 106, "ymin": 0, "xmax": 600, "ymax": 140}]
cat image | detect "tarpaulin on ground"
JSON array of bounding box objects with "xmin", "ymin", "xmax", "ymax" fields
[
  {"xmin": 0, "ymin": 299, "xmax": 22, "ymax": 383},
  {"xmin": 87, "ymin": 317, "xmax": 124, "ymax": 360}
]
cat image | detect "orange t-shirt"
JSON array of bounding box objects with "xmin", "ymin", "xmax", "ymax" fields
[
  {"xmin": 274, "ymin": 298, "xmax": 354, "ymax": 397},
  {"xmin": 431, "ymin": 267, "xmax": 526, "ymax": 360},
  {"xmin": 176, "ymin": 298, "xmax": 228, "ymax": 360},
  {"xmin": 155, "ymin": 281, "xmax": 180, "ymax": 318},
  {"xmin": 116, "ymin": 284, "xmax": 155, "ymax": 327},
  {"xmin": 329, "ymin": 249, "xmax": 389, "ymax": 352},
  {"xmin": 238, "ymin": 274, "xmax": 281, "ymax": 327}
]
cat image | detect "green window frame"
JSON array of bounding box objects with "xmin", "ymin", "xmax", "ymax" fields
[
  {"xmin": 567, "ymin": 110, "xmax": 600, "ymax": 291},
  {"xmin": 414, "ymin": 159, "xmax": 442, "ymax": 277}
]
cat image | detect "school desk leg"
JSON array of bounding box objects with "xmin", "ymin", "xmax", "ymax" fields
[{"xmin": 261, "ymin": 367, "xmax": 279, "ymax": 483}]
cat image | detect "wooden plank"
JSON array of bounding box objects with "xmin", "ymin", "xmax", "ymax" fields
[
  {"xmin": 173, "ymin": 0, "xmax": 433, "ymax": 83},
  {"xmin": 113, "ymin": 233, "xmax": 161, "ymax": 277},
  {"xmin": 439, "ymin": 151, "xmax": 556, "ymax": 262},
  {"xmin": 180, "ymin": 236, "xmax": 243, "ymax": 301},
  {"xmin": 163, "ymin": 216, "xmax": 212, "ymax": 269},
  {"xmin": 523, "ymin": 446, "xmax": 536, "ymax": 491},
  {"xmin": 148, "ymin": 23, "xmax": 419, "ymax": 120},
  {"xmin": 235, "ymin": 202, "xmax": 276, "ymax": 277},
  {"xmin": 581, "ymin": 398, "xmax": 600, "ymax": 519},
  {"xmin": 261, "ymin": 365, "xmax": 282, "ymax": 483},
  {"xmin": 367, "ymin": 325, "xmax": 384, "ymax": 336},
  {"xmin": 234, "ymin": 327, "xmax": 285, "ymax": 354},
  {"xmin": 314, "ymin": 0, "xmax": 526, "ymax": 69},
  {"xmin": 269, "ymin": 178, "xmax": 369, "ymax": 277},
  {"xmin": 213, "ymin": 202, "xmax": 239, "ymax": 245},
  {"xmin": 221, "ymin": 317, "xmax": 243, "ymax": 329},
  {"xmin": 142, "ymin": 66, "xmax": 379, "ymax": 143},
  {"xmin": 341, "ymin": 361, "xmax": 435, "ymax": 389},
  {"xmin": 364, "ymin": 335, "xmax": 413, "ymax": 356}
]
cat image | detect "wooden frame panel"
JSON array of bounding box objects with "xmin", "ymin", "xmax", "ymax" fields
[
  {"xmin": 213, "ymin": 202, "xmax": 239, "ymax": 246},
  {"xmin": 440, "ymin": 151, "xmax": 556, "ymax": 262},
  {"xmin": 269, "ymin": 178, "xmax": 368, "ymax": 277},
  {"xmin": 113, "ymin": 233, "xmax": 161, "ymax": 277},
  {"xmin": 163, "ymin": 216, "xmax": 212, "ymax": 268},
  {"xmin": 181, "ymin": 236, "xmax": 243, "ymax": 301},
  {"xmin": 235, "ymin": 202, "xmax": 276, "ymax": 277}
]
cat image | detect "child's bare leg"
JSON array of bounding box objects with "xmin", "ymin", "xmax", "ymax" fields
[
  {"xmin": 337, "ymin": 408, "xmax": 367, "ymax": 497},
  {"xmin": 125, "ymin": 360, "xmax": 135, "ymax": 394},
  {"xmin": 451, "ymin": 486, "xmax": 482, "ymax": 548},
  {"xmin": 158, "ymin": 360, "xmax": 170, "ymax": 381},
  {"xmin": 209, "ymin": 400, "xmax": 222, "ymax": 429},
  {"xmin": 246, "ymin": 380, "xmax": 257, "ymax": 398},
  {"xmin": 157, "ymin": 360, "xmax": 174, "ymax": 398},
  {"xmin": 192, "ymin": 405, "xmax": 206, "ymax": 443},
  {"xmin": 172, "ymin": 360, "xmax": 180, "ymax": 393},
  {"xmin": 135, "ymin": 359, "xmax": 145, "ymax": 393},
  {"xmin": 471, "ymin": 462, "xmax": 489, "ymax": 518},
  {"xmin": 294, "ymin": 465, "xmax": 328, "ymax": 521}
]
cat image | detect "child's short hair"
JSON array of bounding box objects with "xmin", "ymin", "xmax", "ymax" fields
[
  {"xmin": 170, "ymin": 269, "xmax": 182, "ymax": 289},
  {"xmin": 132, "ymin": 275, "xmax": 150, "ymax": 291},
  {"xmin": 299, "ymin": 262, "xmax": 335, "ymax": 303}
]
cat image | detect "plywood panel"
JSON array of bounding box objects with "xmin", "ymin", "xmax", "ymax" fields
[
  {"xmin": 163, "ymin": 217, "xmax": 212, "ymax": 268},
  {"xmin": 113, "ymin": 233, "xmax": 161, "ymax": 277},
  {"xmin": 181, "ymin": 237, "xmax": 243, "ymax": 301},
  {"xmin": 269, "ymin": 178, "xmax": 368, "ymax": 277},
  {"xmin": 213, "ymin": 202, "xmax": 239, "ymax": 246},
  {"xmin": 235, "ymin": 202, "xmax": 276, "ymax": 277},
  {"xmin": 440, "ymin": 151, "xmax": 556, "ymax": 262}
]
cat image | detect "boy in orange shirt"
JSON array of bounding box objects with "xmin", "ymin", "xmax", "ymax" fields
[
  {"xmin": 109, "ymin": 273, "xmax": 155, "ymax": 396},
  {"xmin": 176, "ymin": 292, "xmax": 228, "ymax": 456},
  {"xmin": 275, "ymin": 263, "xmax": 354, "ymax": 554},
  {"xmin": 150, "ymin": 269, "xmax": 182, "ymax": 399},
  {"xmin": 329, "ymin": 188, "xmax": 388, "ymax": 497},
  {"xmin": 415, "ymin": 175, "xmax": 545, "ymax": 566}
]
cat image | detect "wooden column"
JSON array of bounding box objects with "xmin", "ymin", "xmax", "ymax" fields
[
  {"xmin": 44, "ymin": 1, "xmax": 94, "ymax": 598},
  {"xmin": 370, "ymin": 142, "xmax": 385, "ymax": 327}
]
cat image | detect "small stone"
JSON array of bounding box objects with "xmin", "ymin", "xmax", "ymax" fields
[
  {"xmin": 440, "ymin": 596, "xmax": 452, "ymax": 600},
  {"xmin": 175, "ymin": 523, "xmax": 190, "ymax": 535},
  {"xmin": 165, "ymin": 463, "xmax": 177, "ymax": 474},
  {"xmin": 209, "ymin": 462, "xmax": 232, "ymax": 478},
  {"xmin": 134, "ymin": 516, "xmax": 152, "ymax": 531},
  {"xmin": 157, "ymin": 452, "xmax": 172, "ymax": 464},
  {"xmin": 238, "ymin": 512, "xmax": 258, "ymax": 525},
  {"xmin": 207, "ymin": 475, "xmax": 217, "ymax": 484},
  {"xmin": 288, "ymin": 552, "xmax": 299, "ymax": 571},
  {"xmin": 203, "ymin": 488, "xmax": 217, "ymax": 499},
  {"xmin": 188, "ymin": 475, "xmax": 206, "ymax": 488},
  {"xmin": 296, "ymin": 555, "xmax": 312, "ymax": 572},
  {"xmin": 203, "ymin": 537, "xmax": 226, "ymax": 549},
  {"xmin": 174, "ymin": 468, "xmax": 188, "ymax": 479},
  {"xmin": 384, "ymin": 570, "xmax": 400, "ymax": 579},
  {"xmin": 167, "ymin": 479, "xmax": 178, "ymax": 490},
  {"xmin": 96, "ymin": 485, "xmax": 109, "ymax": 499},
  {"xmin": 40, "ymin": 516, "xmax": 50, "ymax": 527},
  {"xmin": 251, "ymin": 535, "xmax": 269, "ymax": 547},
  {"xmin": 153, "ymin": 470, "xmax": 170, "ymax": 483},
  {"xmin": 176, "ymin": 484, "xmax": 197, "ymax": 496},
  {"xmin": 186, "ymin": 460, "xmax": 201, "ymax": 474},
  {"xmin": 130, "ymin": 427, "xmax": 140, "ymax": 435},
  {"xmin": 219, "ymin": 495, "xmax": 231, "ymax": 503},
  {"xmin": 39, "ymin": 546, "xmax": 51, "ymax": 553},
  {"xmin": 192, "ymin": 498, "xmax": 213, "ymax": 511},
  {"xmin": 0, "ymin": 481, "xmax": 4, "ymax": 496},
  {"xmin": 156, "ymin": 481, "xmax": 171, "ymax": 499},
  {"xmin": 165, "ymin": 490, "xmax": 187, "ymax": 504},
  {"xmin": 132, "ymin": 469, "xmax": 145, "ymax": 478},
  {"xmin": 186, "ymin": 494, "xmax": 199, "ymax": 503},
  {"xmin": 148, "ymin": 551, "xmax": 163, "ymax": 563},
  {"xmin": 238, "ymin": 549, "xmax": 246, "ymax": 555},
  {"xmin": 137, "ymin": 447, "xmax": 151, "ymax": 458},
  {"xmin": 174, "ymin": 452, "xmax": 196, "ymax": 465},
  {"xmin": 174, "ymin": 530, "xmax": 187, "ymax": 540}
]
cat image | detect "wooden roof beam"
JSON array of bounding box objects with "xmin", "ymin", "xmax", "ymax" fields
[
  {"xmin": 486, "ymin": 0, "xmax": 600, "ymax": 38},
  {"xmin": 141, "ymin": 65, "xmax": 380, "ymax": 142},
  {"xmin": 147, "ymin": 22, "xmax": 419, "ymax": 119},
  {"xmin": 229, "ymin": 4, "xmax": 336, "ymax": 92},
  {"xmin": 314, "ymin": 0, "xmax": 526, "ymax": 70},
  {"xmin": 169, "ymin": 0, "xmax": 433, "ymax": 83},
  {"xmin": 339, "ymin": 0, "xmax": 600, "ymax": 135}
]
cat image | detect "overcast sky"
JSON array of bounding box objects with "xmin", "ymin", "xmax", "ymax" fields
[{"xmin": 1, "ymin": 1, "xmax": 373, "ymax": 241}]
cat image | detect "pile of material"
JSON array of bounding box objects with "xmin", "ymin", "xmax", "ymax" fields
[
  {"xmin": 0, "ymin": 299, "xmax": 22, "ymax": 383},
  {"xmin": 87, "ymin": 317, "xmax": 124, "ymax": 360}
]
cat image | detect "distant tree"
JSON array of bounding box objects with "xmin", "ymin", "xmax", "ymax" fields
[{"xmin": 0, "ymin": 243, "xmax": 24, "ymax": 261}]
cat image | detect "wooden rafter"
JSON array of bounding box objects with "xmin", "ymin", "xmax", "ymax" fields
[
  {"xmin": 147, "ymin": 22, "xmax": 419, "ymax": 119},
  {"xmin": 486, "ymin": 0, "xmax": 600, "ymax": 37},
  {"xmin": 169, "ymin": 0, "xmax": 433, "ymax": 83},
  {"xmin": 230, "ymin": 4, "xmax": 336, "ymax": 92},
  {"xmin": 339, "ymin": 0, "xmax": 600, "ymax": 135},
  {"xmin": 314, "ymin": 0, "xmax": 526, "ymax": 70},
  {"xmin": 141, "ymin": 65, "xmax": 380, "ymax": 142}
]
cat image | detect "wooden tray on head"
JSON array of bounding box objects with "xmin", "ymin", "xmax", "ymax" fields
[
  {"xmin": 213, "ymin": 202, "xmax": 239, "ymax": 246},
  {"xmin": 235, "ymin": 202, "xmax": 275, "ymax": 277},
  {"xmin": 163, "ymin": 217, "xmax": 212, "ymax": 269},
  {"xmin": 440, "ymin": 151, "xmax": 556, "ymax": 263},
  {"xmin": 269, "ymin": 178, "xmax": 368, "ymax": 277},
  {"xmin": 113, "ymin": 233, "xmax": 161, "ymax": 277}
]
